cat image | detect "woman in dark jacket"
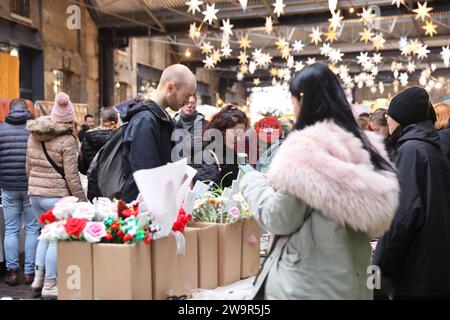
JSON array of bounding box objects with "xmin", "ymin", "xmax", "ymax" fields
[
  {"xmin": 79, "ymin": 107, "xmax": 118, "ymax": 201},
  {"xmin": 191, "ymin": 104, "xmax": 250, "ymax": 189},
  {"xmin": 373, "ymin": 86, "xmax": 450, "ymax": 299},
  {"xmin": 433, "ymin": 102, "xmax": 450, "ymax": 162}
]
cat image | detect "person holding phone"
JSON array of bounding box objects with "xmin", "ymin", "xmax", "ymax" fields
[{"xmin": 239, "ymin": 63, "xmax": 399, "ymax": 300}]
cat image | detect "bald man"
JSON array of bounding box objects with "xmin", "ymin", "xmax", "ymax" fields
[{"xmin": 120, "ymin": 64, "xmax": 197, "ymax": 201}]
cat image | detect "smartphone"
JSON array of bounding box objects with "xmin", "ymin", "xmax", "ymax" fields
[{"xmin": 237, "ymin": 153, "xmax": 248, "ymax": 165}]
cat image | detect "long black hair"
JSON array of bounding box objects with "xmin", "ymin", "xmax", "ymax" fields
[{"xmin": 289, "ymin": 63, "xmax": 394, "ymax": 172}]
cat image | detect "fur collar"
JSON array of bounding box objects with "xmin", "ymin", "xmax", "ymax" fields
[
  {"xmin": 267, "ymin": 120, "xmax": 399, "ymax": 238},
  {"xmin": 27, "ymin": 116, "xmax": 73, "ymax": 142}
]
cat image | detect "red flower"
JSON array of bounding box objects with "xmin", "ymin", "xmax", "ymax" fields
[
  {"xmin": 122, "ymin": 234, "xmax": 131, "ymax": 242},
  {"xmin": 64, "ymin": 217, "xmax": 88, "ymax": 238},
  {"xmin": 172, "ymin": 220, "xmax": 185, "ymax": 233},
  {"xmin": 103, "ymin": 232, "xmax": 113, "ymax": 241},
  {"xmin": 38, "ymin": 209, "xmax": 56, "ymax": 225},
  {"xmin": 144, "ymin": 233, "xmax": 151, "ymax": 245},
  {"xmin": 110, "ymin": 221, "xmax": 120, "ymax": 231}
]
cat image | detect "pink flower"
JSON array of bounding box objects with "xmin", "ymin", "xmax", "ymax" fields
[
  {"xmin": 82, "ymin": 222, "xmax": 106, "ymax": 243},
  {"xmin": 228, "ymin": 207, "xmax": 241, "ymax": 219}
]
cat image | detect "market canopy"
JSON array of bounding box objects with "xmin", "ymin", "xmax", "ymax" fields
[{"xmin": 83, "ymin": 0, "xmax": 450, "ymax": 90}]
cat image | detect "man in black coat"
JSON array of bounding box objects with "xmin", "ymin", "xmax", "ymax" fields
[
  {"xmin": 373, "ymin": 87, "xmax": 450, "ymax": 299},
  {"xmin": 120, "ymin": 64, "xmax": 197, "ymax": 202},
  {"xmin": 0, "ymin": 99, "xmax": 40, "ymax": 286}
]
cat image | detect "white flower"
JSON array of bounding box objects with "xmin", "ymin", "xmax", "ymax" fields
[
  {"xmin": 93, "ymin": 198, "xmax": 116, "ymax": 221},
  {"xmin": 53, "ymin": 201, "xmax": 78, "ymax": 220},
  {"xmin": 82, "ymin": 222, "xmax": 107, "ymax": 243},
  {"xmin": 38, "ymin": 221, "xmax": 68, "ymax": 242},
  {"xmin": 72, "ymin": 202, "xmax": 96, "ymax": 221}
]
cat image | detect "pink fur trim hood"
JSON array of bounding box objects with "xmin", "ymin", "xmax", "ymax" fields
[{"xmin": 267, "ymin": 120, "xmax": 399, "ymax": 238}]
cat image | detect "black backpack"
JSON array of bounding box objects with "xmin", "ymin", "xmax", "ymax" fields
[{"xmin": 87, "ymin": 123, "xmax": 128, "ymax": 200}]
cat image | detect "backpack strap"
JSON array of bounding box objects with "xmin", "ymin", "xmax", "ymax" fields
[{"xmin": 41, "ymin": 142, "xmax": 65, "ymax": 179}]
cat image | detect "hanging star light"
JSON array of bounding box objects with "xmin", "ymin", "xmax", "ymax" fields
[
  {"xmin": 363, "ymin": 60, "xmax": 374, "ymax": 72},
  {"xmin": 253, "ymin": 78, "xmax": 261, "ymax": 86},
  {"xmin": 417, "ymin": 44, "xmax": 430, "ymax": 59},
  {"xmin": 221, "ymin": 33, "xmax": 230, "ymax": 48},
  {"xmin": 189, "ymin": 22, "xmax": 199, "ymax": 39},
  {"xmin": 202, "ymin": 3, "xmax": 219, "ymax": 25},
  {"xmin": 407, "ymin": 60, "xmax": 416, "ymax": 73},
  {"xmin": 281, "ymin": 46, "xmax": 291, "ymax": 60},
  {"xmin": 392, "ymin": 0, "xmax": 405, "ymax": 8},
  {"xmin": 239, "ymin": 34, "xmax": 252, "ymax": 50},
  {"xmin": 309, "ymin": 27, "xmax": 323, "ymax": 45},
  {"xmin": 265, "ymin": 16, "xmax": 273, "ymax": 35},
  {"xmin": 248, "ymin": 61, "xmax": 256, "ymax": 74},
  {"xmin": 373, "ymin": 53, "xmax": 383, "ymax": 64},
  {"xmin": 307, "ymin": 57, "xmax": 316, "ymax": 65},
  {"xmin": 287, "ymin": 55, "xmax": 295, "ymax": 68},
  {"xmin": 422, "ymin": 20, "xmax": 437, "ymax": 37},
  {"xmin": 399, "ymin": 36, "xmax": 408, "ymax": 50},
  {"xmin": 379, "ymin": 81, "xmax": 385, "ymax": 94},
  {"xmin": 329, "ymin": 10, "xmax": 344, "ymax": 31},
  {"xmin": 406, "ymin": 38, "xmax": 422, "ymax": 56},
  {"xmin": 358, "ymin": 7, "xmax": 376, "ymax": 26},
  {"xmin": 221, "ymin": 45, "xmax": 232, "ymax": 58},
  {"xmin": 200, "ymin": 41, "xmax": 213, "ymax": 54},
  {"xmin": 371, "ymin": 66, "xmax": 379, "ymax": 76},
  {"xmin": 372, "ymin": 33, "xmax": 386, "ymax": 51},
  {"xmin": 357, "ymin": 52, "xmax": 370, "ymax": 65},
  {"xmin": 236, "ymin": 72, "xmax": 244, "ymax": 81},
  {"xmin": 203, "ymin": 55, "xmax": 215, "ymax": 69},
  {"xmin": 270, "ymin": 67, "xmax": 278, "ymax": 77},
  {"xmin": 329, "ymin": 48, "xmax": 344, "ymax": 64},
  {"xmin": 240, "ymin": 64, "xmax": 248, "ymax": 74},
  {"xmin": 320, "ymin": 43, "xmax": 332, "ymax": 57},
  {"xmin": 399, "ymin": 72, "xmax": 409, "ymax": 86},
  {"xmin": 276, "ymin": 37, "xmax": 289, "ymax": 50},
  {"xmin": 212, "ymin": 49, "xmax": 222, "ymax": 63},
  {"xmin": 252, "ymin": 48, "xmax": 262, "ymax": 60},
  {"xmin": 413, "ymin": 1, "xmax": 433, "ymax": 22},
  {"xmin": 431, "ymin": 63, "xmax": 437, "ymax": 72},
  {"xmin": 239, "ymin": 0, "xmax": 248, "ymax": 11},
  {"xmin": 292, "ymin": 40, "xmax": 305, "ymax": 53},
  {"xmin": 325, "ymin": 28, "xmax": 338, "ymax": 43},
  {"xmin": 294, "ymin": 61, "xmax": 305, "ymax": 72},
  {"xmin": 186, "ymin": 0, "xmax": 203, "ymax": 15},
  {"xmin": 339, "ymin": 65, "xmax": 350, "ymax": 78},
  {"xmin": 441, "ymin": 45, "xmax": 450, "ymax": 67},
  {"xmin": 273, "ymin": 0, "xmax": 286, "ymax": 17},
  {"xmin": 220, "ymin": 19, "xmax": 234, "ymax": 37},
  {"xmin": 359, "ymin": 28, "xmax": 374, "ymax": 44},
  {"xmin": 238, "ymin": 51, "xmax": 249, "ymax": 65}
]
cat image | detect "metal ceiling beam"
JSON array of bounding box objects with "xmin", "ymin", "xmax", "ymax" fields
[{"xmin": 142, "ymin": 0, "xmax": 166, "ymax": 33}]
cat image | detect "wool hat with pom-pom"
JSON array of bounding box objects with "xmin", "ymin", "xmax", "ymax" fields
[{"xmin": 51, "ymin": 92, "xmax": 75, "ymax": 123}]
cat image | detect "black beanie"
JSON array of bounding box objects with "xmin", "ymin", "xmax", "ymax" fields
[{"xmin": 387, "ymin": 86, "xmax": 435, "ymax": 127}]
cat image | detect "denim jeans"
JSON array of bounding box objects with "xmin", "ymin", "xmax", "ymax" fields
[
  {"xmin": 2, "ymin": 189, "xmax": 40, "ymax": 274},
  {"xmin": 30, "ymin": 196, "xmax": 61, "ymax": 279}
]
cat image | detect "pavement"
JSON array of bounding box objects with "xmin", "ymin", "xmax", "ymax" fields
[{"xmin": 0, "ymin": 263, "xmax": 39, "ymax": 300}]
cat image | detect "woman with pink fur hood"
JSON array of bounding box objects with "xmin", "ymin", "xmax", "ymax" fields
[{"xmin": 240, "ymin": 63, "xmax": 399, "ymax": 300}]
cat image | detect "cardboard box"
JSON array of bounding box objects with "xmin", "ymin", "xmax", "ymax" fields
[
  {"xmin": 177, "ymin": 228, "xmax": 199, "ymax": 292},
  {"xmin": 217, "ymin": 220, "xmax": 243, "ymax": 286},
  {"xmin": 241, "ymin": 218, "xmax": 261, "ymax": 279},
  {"xmin": 151, "ymin": 229, "xmax": 199, "ymax": 299},
  {"xmin": 57, "ymin": 241, "xmax": 93, "ymax": 300},
  {"xmin": 188, "ymin": 222, "xmax": 219, "ymax": 289},
  {"xmin": 93, "ymin": 242, "xmax": 152, "ymax": 300},
  {"xmin": 151, "ymin": 234, "xmax": 178, "ymax": 300}
]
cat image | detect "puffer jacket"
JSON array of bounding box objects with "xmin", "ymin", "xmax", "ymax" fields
[
  {"xmin": 79, "ymin": 127, "xmax": 115, "ymax": 201},
  {"xmin": 26, "ymin": 116, "xmax": 87, "ymax": 201},
  {"xmin": 240, "ymin": 120, "xmax": 399, "ymax": 300},
  {"xmin": 0, "ymin": 106, "xmax": 33, "ymax": 191}
]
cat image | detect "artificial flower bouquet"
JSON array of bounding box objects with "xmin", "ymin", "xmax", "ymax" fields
[
  {"xmin": 192, "ymin": 182, "xmax": 253, "ymax": 224},
  {"xmin": 38, "ymin": 196, "xmax": 160, "ymax": 244}
]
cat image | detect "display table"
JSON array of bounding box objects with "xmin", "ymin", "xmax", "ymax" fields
[{"xmin": 191, "ymin": 277, "xmax": 255, "ymax": 300}]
